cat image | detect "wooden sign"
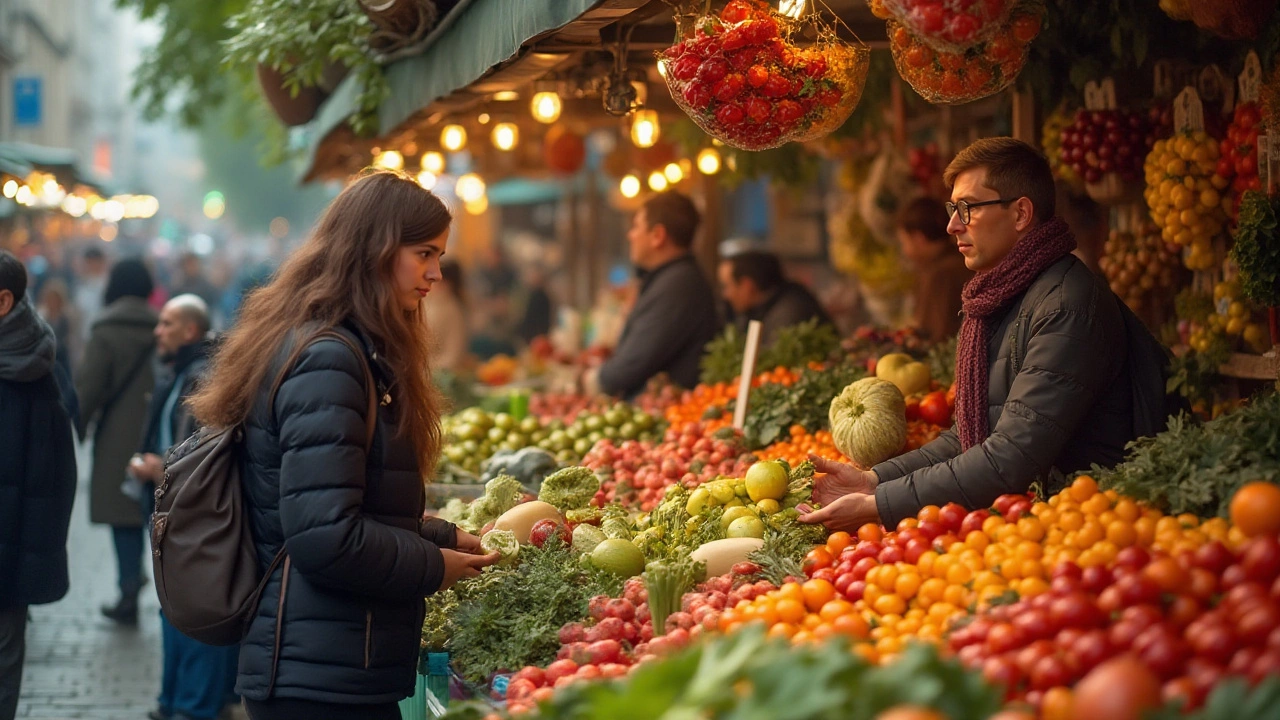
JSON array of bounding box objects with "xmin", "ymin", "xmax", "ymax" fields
[
  {"xmin": 1239, "ymin": 51, "xmax": 1262, "ymax": 104},
  {"xmin": 1174, "ymin": 86, "xmax": 1205, "ymax": 134}
]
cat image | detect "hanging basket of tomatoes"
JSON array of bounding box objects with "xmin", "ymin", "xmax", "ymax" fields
[
  {"xmin": 874, "ymin": 0, "xmax": 1018, "ymax": 54},
  {"xmin": 1218, "ymin": 101, "xmax": 1263, "ymax": 220},
  {"xmin": 886, "ymin": 4, "xmax": 1041, "ymax": 106},
  {"xmin": 658, "ymin": 0, "xmax": 870, "ymax": 151}
]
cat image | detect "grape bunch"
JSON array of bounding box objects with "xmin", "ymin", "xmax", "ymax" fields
[
  {"xmin": 1059, "ymin": 109, "xmax": 1153, "ymax": 184},
  {"xmin": 1143, "ymin": 132, "xmax": 1229, "ymax": 271}
]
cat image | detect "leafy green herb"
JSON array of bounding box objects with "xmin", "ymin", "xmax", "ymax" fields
[
  {"xmin": 699, "ymin": 320, "xmax": 842, "ymax": 386},
  {"xmin": 476, "ymin": 626, "xmax": 1002, "ymax": 720},
  {"xmin": 421, "ymin": 539, "xmax": 624, "ymax": 683},
  {"xmin": 737, "ymin": 362, "xmax": 866, "ymax": 449},
  {"xmin": 1231, "ymin": 191, "xmax": 1280, "ymax": 308},
  {"xmin": 1094, "ymin": 393, "xmax": 1280, "ymax": 518}
]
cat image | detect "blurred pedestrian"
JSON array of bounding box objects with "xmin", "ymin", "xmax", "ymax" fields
[
  {"xmin": 72, "ymin": 247, "xmax": 108, "ymax": 333},
  {"xmin": 172, "ymin": 252, "xmax": 221, "ymax": 311},
  {"xmin": 129, "ymin": 295, "xmax": 239, "ymax": 720},
  {"xmin": 37, "ymin": 278, "xmax": 82, "ymax": 375},
  {"xmin": 75, "ymin": 258, "xmax": 158, "ymax": 626},
  {"xmin": 0, "ymin": 250, "xmax": 78, "ymax": 720}
]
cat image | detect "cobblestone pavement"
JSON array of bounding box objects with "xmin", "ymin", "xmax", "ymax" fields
[{"xmin": 15, "ymin": 444, "xmax": 247, "ymax": 720}]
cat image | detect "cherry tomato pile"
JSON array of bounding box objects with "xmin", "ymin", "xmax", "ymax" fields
[
  {"xmin": 879, "ymin": 0, "xmax": 1018, "ymax": 52},
  {"xmin": 503, "ymin": 572, "xmax": 774, "ymax": 715},
  {"xmin": 659, "ymin": 0, "xmax": 863, "ymax": 150},
  {"xmin": 1217, "ymin": 101, "xmax": 1264, "ymax": 219},
  {"xmin": 582, "ymin": 423, "xmax": 754, "ymax": 510},
  {"xmin": 1058, "ymin": 108, "xmax": 1154, "ymax": 184}
]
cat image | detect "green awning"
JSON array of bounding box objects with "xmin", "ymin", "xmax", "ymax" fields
[
  {"xmin": 0, "ymin": 142, "xmax": 116, "ymax": 194},
  {"xmin": 303, "ymin": 0, "xmax": 603, "ymax": 179}
]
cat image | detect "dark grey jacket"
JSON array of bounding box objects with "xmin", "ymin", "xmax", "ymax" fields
[
  {"xmin": 872, "ymin": 256, "xmax": 1134, "ymax": 526},
  {"xmin": 599, "ymin": 256, "xmax": 720, "ymax": 397},
  {"xmin": 236, "ymin": 323, "xmax": 457, "ymax": 704},
  {"xmin": 733, "ymin": 281, "xmax": 833, "ymax": 346}
]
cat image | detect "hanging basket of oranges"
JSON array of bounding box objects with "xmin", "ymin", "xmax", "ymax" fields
[
  {"xmin": 873, "ymin": 0, "xmax": 1018, "ymax": 54},
  {"xmin": 658, "ymin": 0, "xmax": 870, "ymax": 151},
  {"xmin": 885, "ymin": 2, "xmax": 1042, "ymax": 105}
]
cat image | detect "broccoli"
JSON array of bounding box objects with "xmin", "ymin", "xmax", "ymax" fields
[
  {"xmin": 455, "ymin": 474, "xmax": 524, "ymax": 533},
  {"xmin": 479, "ymin": 530, "xmax": 520, "ymax": 567},
  {"xmin": 537, "ymin": 466, "xmax": 601, "ymax": 512}
]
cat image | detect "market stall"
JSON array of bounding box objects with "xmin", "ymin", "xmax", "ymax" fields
[{"xmin": 220, "ymin": 0, "xmax": 1280, "ymax": 718}]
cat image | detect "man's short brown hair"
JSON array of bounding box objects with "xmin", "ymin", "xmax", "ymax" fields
[
  {"xmin": 642, "ymin": 191, "xmax": 700, "ymax": 249},
  {"xmin": 943, "ymin": 137, "xmax": 1056, "ymax": 224}
]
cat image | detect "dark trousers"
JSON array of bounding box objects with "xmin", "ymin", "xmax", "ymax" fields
[
  {"xmin": 112, "ymin": 525, "xmax": 144, "ymax": 597},
  {"xmin": 0, "ymin": 605, "xmax": 28, "ymax": 720},
  {"xmin": 244, "ymin": 697, "xmax": 402, "ymax": 720},
  {"xmin": 158, "ymin": 613, "xmax": 239, "ymax": 720}
]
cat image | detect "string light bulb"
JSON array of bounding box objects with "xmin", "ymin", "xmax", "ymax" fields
[
  {"xmin": 455, "ymin": 173, "xmax": 486, "ymax": 203},
  {"xmin": 441, "ymin": 125, "xmax": 467, "ymax": 152},
  {"xmin": 416, "ymin": 171, "xmax": 438, "ymax": 190},
  {"xmin": 663, "ymin": 162, "xmax": 684, "ymax": 184},
  {"xmin": 619, "ymin": 175, "xmax": 641, "ymax": 198},
  {"xmin": 373, "ymin": 150, "xmax": 404, "ymax": 170},
  {"xmin": 421, "ymin": 151, "xmax": 445, "ymax": 174},
  {"xmin": 696, "ymin": 147, "xmax": 722, "ymax": 175},
  {"xmin": 630, "ymin": 109, "xmax": 660, "ymax": 148},
  {"xmin": 530, "ymin": 92, "xmax": 562, "ymax": 124},
  {"xmin": 491, "ymin": 122, "xmax": 519, "ymax": 151},
  {"xmin": 647, "ymin": 171, "xmax": 668, "ymax": 192}
]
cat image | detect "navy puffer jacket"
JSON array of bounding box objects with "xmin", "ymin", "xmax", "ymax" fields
[{"xmin": 235, "ymin": 322, "xmax": 457, "ymax": 704}]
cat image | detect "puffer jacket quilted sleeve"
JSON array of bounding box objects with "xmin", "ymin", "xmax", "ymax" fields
[{"xmin": 273, "ymin": 338, "xmax": 445, "ymax": 599}]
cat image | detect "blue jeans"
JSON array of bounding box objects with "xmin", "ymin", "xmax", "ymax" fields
[
  {"xmin": 112, "ymin": 525, "xmax": 144, "ymax": 597},
  {"xmin": 158, "ymin": 612, "xmax": 239, "ymax": 720}
]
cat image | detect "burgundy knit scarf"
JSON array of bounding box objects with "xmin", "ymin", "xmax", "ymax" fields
[{"xmin": 955, "ymin": 216, "xmax": 1077, "ymax": 450}]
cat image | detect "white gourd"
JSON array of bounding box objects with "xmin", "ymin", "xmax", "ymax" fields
[{"xmin": 828, "ymin": 377, "xmax": 908, "ymax": 468}]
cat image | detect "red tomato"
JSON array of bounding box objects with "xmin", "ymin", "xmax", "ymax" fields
[
  {"xmin": 545, "ymin": 659, "xmax": 579, "ymax": 684},
  {"xmin": 960, "ymin": 509, "xmax": 991, "ymax": 536},
  {"xmin": 1050, "ymin": 592, "xmax": 1107, "ymax": 630},
  {"xmin": 982, "ymin": 655, "xmax": 1024, "ymax": 698},
  {"xmin": 1031, "ymin": 654, "xmax": 1075, "ymax": 690},
  {"xmin": 1240, "ymin": 536, "xmax": 1280, "ymax": 584},
  {"xmin": 918, "ymin": 391, "xmax": 952, "ymax": 426},
  {"xmin": 938, "ymin": 503, "xmax": 967, "ymax": 533}
]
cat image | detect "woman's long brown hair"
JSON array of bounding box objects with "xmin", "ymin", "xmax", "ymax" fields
[{"xmin": 189, "ymin": 170, "xmax": 451, "ymax": 472}]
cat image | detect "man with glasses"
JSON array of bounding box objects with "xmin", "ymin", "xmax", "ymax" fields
[{"xmin": 801, "ymin": 138, "xmax": 1143, "ymax": 531}]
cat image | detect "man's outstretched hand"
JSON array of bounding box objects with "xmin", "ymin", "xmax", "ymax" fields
[{"xmin": 809, "ymin": 455, "xmax": 878, "ymax": 505}]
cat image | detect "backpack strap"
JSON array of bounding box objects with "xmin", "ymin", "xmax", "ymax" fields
[{"xmin": 268, "ymin": 328, "xmax": 378, "ymax": 452}]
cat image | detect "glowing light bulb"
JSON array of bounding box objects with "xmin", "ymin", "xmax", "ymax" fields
[
  {"xmin": 455, "ymin": 173, "xmax": 486, "ymax": 203},
  {"xmin": 421, "ymin": 151, "xmax": 445, "ymax": 175},
  {"xmin": 417, "ymin": 171, "xmax": 438, "ymax": 190},
  {"xmin": 696, "ymin": 147, "xmax": 722, "ymax": 175},
  {"xmin": 648, "ymin": 171, "xmax": 668, "ymax": 192},
  {"xmin": 530, "ymin": 92, "xmax": 562, "ymax": 124},
  {"xmin": 663, "ymin": 162, "xmax": 684, "ymax": 184},
  {"xmin": 491, "ymin": 122, "xmax": 519, "ymax": 151},
  {"xmin": 631, "ymin": 110, "xmax": 660, "ymax": 148},
  {"xmin": 373, "ymin": 150, "xmax": 404, "ymax": 170},
  {"xmin": 441, "ymin": 125, "xmax": 467, "ymax": 152},
  {"xmin": 619, "ymin": 175, "xmax": 641, "ymax": 198}
]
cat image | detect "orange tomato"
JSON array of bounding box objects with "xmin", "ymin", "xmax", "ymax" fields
[
  {"xmin": 825, "ymin": 531, "xmax": 852, "ymax": 555},
  {"xmin": 1230, "ymin": 482, "xmax": 1280, "ymax": 538},
  {"xmin": 858, "ymin": 523, "xmax": 884, "ymax": 543},
  {"xmin": 801, "ymin": 579, "xmax": 836, "ymax": 612}
]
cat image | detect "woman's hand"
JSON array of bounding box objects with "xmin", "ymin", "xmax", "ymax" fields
[
  {"xmin": 439, "ymin": 548, "xmax": 501, "ymax": 590},
  {"xmin": 797, "ymin": 493, "xmax": 881, "ymax": 534},
  {"xmin": 809, "ymin": 455, "xmax": 878, "ymax": 505},
  {"xmin": 454, "ymin": 528, "xmax": 484, "ymax": 554}
]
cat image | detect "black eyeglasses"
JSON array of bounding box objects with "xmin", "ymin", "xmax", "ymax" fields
[{"xmin": 945, "ymin": 198, "xmax": 1017, "ymax": 225}]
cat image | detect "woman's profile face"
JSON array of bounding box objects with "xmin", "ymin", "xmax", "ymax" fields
[{"xmin": 393, "ymin": 232, "xmax": 448, "ymax": 311}]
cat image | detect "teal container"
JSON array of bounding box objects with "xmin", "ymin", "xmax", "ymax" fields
[{"xmin": 399, "ymin": 651, "xmax": 451, "ymax": 720}]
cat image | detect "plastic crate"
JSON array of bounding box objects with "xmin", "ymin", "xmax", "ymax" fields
[{"xmin": 399, "ymin": 652, "xmax": 453, "ymax": 720}]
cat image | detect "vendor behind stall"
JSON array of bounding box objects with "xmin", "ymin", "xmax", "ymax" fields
[
  {"xmin": 718, "ymin": 250, "xmax": 833, "ymax": 346},
  {"xmin": 895, "ymin": 196, "xmax": 972, "ymax": 342},
  {"xmin": 800, "ymin": 138, "xmax": 1162, "ymax": 532},
  {"xmin": 591, "ymin": 191, "xmax": 720, "ymax": 398}
]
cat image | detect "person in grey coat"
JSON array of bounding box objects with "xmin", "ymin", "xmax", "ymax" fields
[
  {"xmin": 800, "ymin": 138, "xmax": 1140, "ymax": 531},
  {"xmin": 75, "ymin": 258, "xmax": 158, "ymax": 625},
  {"xmin": 592, "ymin": 191, "xmax": 720, "ymax": 398}
]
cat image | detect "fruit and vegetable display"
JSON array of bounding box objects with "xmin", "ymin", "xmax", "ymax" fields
[
  {"xmin": 1057, "ymin": 107, "xmax": 1156, "ymax": 186},
  {"xmin": 1143, "ymin": 130, "xmax": 1229, "ymax": 271},
  {"xmin": 1217, "ymin": 102, "xmax": 1264, "ymax": 220},
  {"xmin": 1100, "ymin": 219, "xmax": 1185, "ymax": 317},
  {"xmin": 658, "ymin": 0, "xmax": 870, "ymax": 150},
  {"xmin": 419, "ymin": 376, "xmax": 1280, "ymax": 720}
]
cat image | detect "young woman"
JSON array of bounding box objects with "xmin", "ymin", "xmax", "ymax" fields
[{"xmin": 189, "ymin": 171, "xmax": 498, "ymax": 720}]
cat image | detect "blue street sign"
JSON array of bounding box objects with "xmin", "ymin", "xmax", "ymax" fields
[{"xmin": 14, "ymin": 77, "xmax": 42, "ymax": 127}]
